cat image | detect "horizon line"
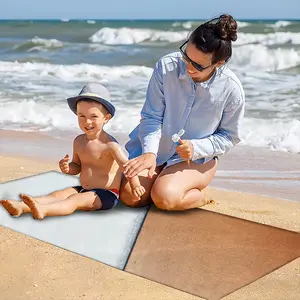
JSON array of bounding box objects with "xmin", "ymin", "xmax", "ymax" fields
[{"xmin": 0, "ymin": 17, "xmax": 299, "ymax": 21}]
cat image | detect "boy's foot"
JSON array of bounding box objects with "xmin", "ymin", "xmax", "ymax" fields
[
  {"xmin": 20, "ymin": 194, "xmax": 45, "ymax": 220},
  {"xmin": 0, "ymin": 200, "xmax": 23, "ymax": 217}
]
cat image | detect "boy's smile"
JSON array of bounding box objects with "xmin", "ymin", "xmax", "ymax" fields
[{"xmin": 76, "ymin": 101, "xmax": 111, "ymax": 138}]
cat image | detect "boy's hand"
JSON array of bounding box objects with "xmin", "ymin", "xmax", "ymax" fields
[
  {"xmin": 132, "ymin": 185, "xmax": 146, "ymax": 201},
  {"xmin": 59, "ymin": 154, "xmax": 70, "ymax": 174}
]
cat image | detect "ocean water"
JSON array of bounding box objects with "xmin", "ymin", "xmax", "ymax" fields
[{"xmin": 0, "ymin": 19, "xmax": 300, "ymax": 154}]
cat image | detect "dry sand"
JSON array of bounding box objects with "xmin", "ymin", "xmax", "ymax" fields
[
  {"xmin": 0, "ymin": 155, "xmax": 60, "ymax": 183},
  {"xmin": 0, "ymin": 155, "xmax": 299, "ymax": 300}
]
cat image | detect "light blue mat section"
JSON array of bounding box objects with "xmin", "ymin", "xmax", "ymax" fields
[{"xmin": 0, "ymin": 171, "xmax": 148, "ymax": 270}]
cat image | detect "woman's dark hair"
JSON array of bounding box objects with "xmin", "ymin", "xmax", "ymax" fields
[{"xmin": 189, "ymin": 14, "xmax": 238, "ymax": 63}]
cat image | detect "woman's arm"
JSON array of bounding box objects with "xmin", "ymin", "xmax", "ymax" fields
[
  {"xmin": 124, "ymin": 60, "xmax": 166, "ymax": 178},
  {"xmin": 138, "ymin": 60, "xmax": 165, "ymax": 156},
  {"xmin": 190, "ymin": 88, "xmax": 245, "ymax": 160}
]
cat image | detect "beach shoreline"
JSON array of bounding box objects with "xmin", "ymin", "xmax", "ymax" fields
[{"xmin": 1, "ymin": 128, "xmax": 299, "ymax": 202}]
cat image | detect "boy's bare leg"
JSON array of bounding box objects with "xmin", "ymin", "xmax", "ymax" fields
[
  {"xmin": 0, "ymin": 187, "xmax": 78, "ymax": 217},
  {"xmin": 20, "ymin": 192, "xmax": 101, "ymax": 220}
]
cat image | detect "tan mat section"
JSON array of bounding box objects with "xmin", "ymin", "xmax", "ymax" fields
[
  {"xmin": 0, "ymin": 226, "xmax": 202, "ymax": 300},
  {"xmin": 125, "ymin": 208, "xmax": 300, "ymax": 300}
]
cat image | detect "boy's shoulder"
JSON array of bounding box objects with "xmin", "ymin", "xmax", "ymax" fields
[
  {"xmin": 104, "ymin": 133, "xmax": 121, "ymax": 150},
  {"xmin": 74, "ymin": 134, "xmax": 86, "ymax": 143},
  {"xmin": 106, "ymin": 133, "xmax": 119, "ymax": 144}
]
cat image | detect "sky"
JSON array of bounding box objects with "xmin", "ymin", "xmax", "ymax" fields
[{"xmin": 1, "ymin": 0, "xmax": 300, "ymax": 20}]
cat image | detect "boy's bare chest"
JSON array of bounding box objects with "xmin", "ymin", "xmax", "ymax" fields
[{"xmin": 77, "ymin": 143, "xmax": 112, "ymax": 164}]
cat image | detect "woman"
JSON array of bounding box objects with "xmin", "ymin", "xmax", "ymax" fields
[{"xmin": 120, "ymin": 14, "xmax": 245, "ymax": 211}]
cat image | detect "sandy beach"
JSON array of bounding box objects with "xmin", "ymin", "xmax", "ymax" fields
[{"xmin": 1, "ymin": 129, "xmax": 300, "ymax": 299}]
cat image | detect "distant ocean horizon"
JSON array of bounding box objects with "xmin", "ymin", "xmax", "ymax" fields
[
  {"xmin": 1, "ymin": 18, "xmax": 299, "ymax": 154},
  {"xmin": 0, "ymin": 18, "xmax": 299, "ymax": 20}
]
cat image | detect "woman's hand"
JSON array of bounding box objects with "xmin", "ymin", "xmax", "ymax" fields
[
  {"xmin": 176, "ymin": 140, "xmax": 194, "ymax": 162},
  {"xmin": 123, "ymin": 153, "xmax": 157, "ymax": 179}
]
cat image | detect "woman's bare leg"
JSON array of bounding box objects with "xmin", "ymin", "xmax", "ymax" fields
[
  {"xmin": 119, "ymin": 166, "xmax": 164, "ymax": 208},
  {"xmin": 20, "ymin": 191, "xmax": 101, "ymax": 220},
  {"xmin": 0, "ymin": 187, "xmax": 78, "ymax": 217},
  {"xmin": 151, "ymin": 158, "xmax": 218, "ymax": 211}
]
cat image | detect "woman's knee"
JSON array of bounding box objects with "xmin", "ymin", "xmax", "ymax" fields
[{"xmin": 151, "ymin": 183, "xmax": 183, "ymax": 211}]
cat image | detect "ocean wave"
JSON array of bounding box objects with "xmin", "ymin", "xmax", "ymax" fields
[
  {"xmin": 171, "ymin": 21, "xmax": 198, "ymax": 29},
  {"xmin": 231, "ymin": 44, "xmax": 300, "ymax": 71},
  {"xmin": 1, "ymin": 99, "xmax": 299, "ymax": 154},
  {"xmin": 236, "ymin": 21, "xmax": 250, "ymax": 28},
  {"xmin": 0, "ymin": 61, "xmax": 153, "ymax": 83},
  {"xmin": 267, "ymin": 20, "xmax": 292, "ymax": 28},
  {"xmin": 241, "ymin": 118, "xmax": 300, "ymax": 153},
  {"xmin": 89, "ymin": 27, "xmax": 189, "ymax": 44},
  {"xmin": 12, "ymin": 37, "xmax": 64, "ymax": 52},
  {"xmin": 0, "ymin": 100, "xmax": 141, "ymax": 136},
  {"xmin": 236, "ymin": 32, "xmax": 300, "ymax": 46},
  {"xmin": 88, "ymin": 27, "xmax": 300, "ymax": 46}
]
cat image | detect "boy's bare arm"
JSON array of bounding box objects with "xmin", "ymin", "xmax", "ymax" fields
[
  {"xmin": 68, "ymin": 137, "xmax": 81, "ymax": 175},
  {"xmin": 59, "ymin": 137, "xmax": 81, "ymax": 175},
  {"xmin": 109, "ymin": 142, "xmax": 143, "ymax": 188}
]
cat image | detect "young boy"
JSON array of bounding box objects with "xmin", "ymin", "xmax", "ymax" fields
[{"xmin": 0, "ymin": 83, "xmax": 145, "ymax": 220}]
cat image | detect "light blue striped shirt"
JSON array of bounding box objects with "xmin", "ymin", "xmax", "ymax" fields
[{"xmin": 125, "ymin": 51, "xmax": 245, "ymax": 167}]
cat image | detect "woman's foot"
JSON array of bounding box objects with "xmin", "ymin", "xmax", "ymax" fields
[
  {"xmin": 20, "ymin": 194, "xmax": 45, "ymax": 220},
  {"xmin": 198, "ymin": 188, "xmax": 216, "ymax": 208},
  {"xmin": 0, "ymin": 200, "xmax": 24, "ymax": 217}
]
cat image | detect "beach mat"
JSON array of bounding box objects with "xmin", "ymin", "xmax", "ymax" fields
[
  {"xmin": 0, "ymin": 171, "xmax": 148, "ymax": 270},
  {"xmin": 125, "ymin": 207, "xmax": 300, "ymax": 300}
]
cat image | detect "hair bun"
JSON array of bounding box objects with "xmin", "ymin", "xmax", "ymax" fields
[{"xmin": 218, "ymin": 14, "xmax": 237, "ymax": 42}]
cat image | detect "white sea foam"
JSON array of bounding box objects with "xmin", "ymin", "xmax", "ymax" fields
[
  {"xmin": 89, "ymin": 27, "xmax": 300, "ymax": 46},
  {"xmin": 236, "ymin": 32, "xmax": 300, "ymax": 46},
  {"xmin": 0, "ymin": 61, "xmax": 153, "ymax": 84},
  {"xmin": 12, "ymin": 37, "xmax": 64, "ymax": 52},
  {"xmin": 1, "ymin": 99, "xmax": 299, "ymax": 153},
  {"xmin": 236, "ymin": 21, "xmax": 250, "ymax": 28},
  {"xmin": 172, "ymin": 21, "xmax": 200, "ymax": 29},
  {"xmin": 89, "ymin": 27, "xmax": 189, "ymax": 44},
  {"xmin": 241, "ymin": 118, "xmax": 300, "ymax": 153},
  {"xmin": 231, "ymin": 44, "xmax": 300, "ymax": 71},
  {"xmin": 0, "ymin": 59, "xmax": 299, "ymax": 154},
  {"xmin": 267, "ymin": 20, "xmax": 292, "ymax": 28}
]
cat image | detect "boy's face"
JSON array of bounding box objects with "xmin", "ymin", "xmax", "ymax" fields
[{"xmin": 76, "ymin": 101, "xmax": 111, "ymax": 136}]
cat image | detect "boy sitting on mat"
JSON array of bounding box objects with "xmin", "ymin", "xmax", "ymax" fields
[{"xmin": 0, "ymin": 83, "xmax": 145, "ymax": 219}]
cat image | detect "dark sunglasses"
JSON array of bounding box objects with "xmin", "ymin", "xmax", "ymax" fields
[{"xmin": 179, "ymin": 40, "xmax": 212, "ymax": 72}]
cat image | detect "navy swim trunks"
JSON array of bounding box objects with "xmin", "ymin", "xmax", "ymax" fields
[{"xmin": 72, "ymin": 186, "xmax": 119, "ymax": 210}]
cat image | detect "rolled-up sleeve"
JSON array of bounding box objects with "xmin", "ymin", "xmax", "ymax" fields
[
  {"xmin": 138, "ymin": 61, "xmax": 165, "ymax": 155},
  {"xmin": 190, "ymin": 86, "xmax": 245, "ymax": 160}
]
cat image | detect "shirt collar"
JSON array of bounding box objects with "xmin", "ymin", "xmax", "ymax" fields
[{"xmin": 179, "ymin": 58, "xmax": 222, "ymax": 89}]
